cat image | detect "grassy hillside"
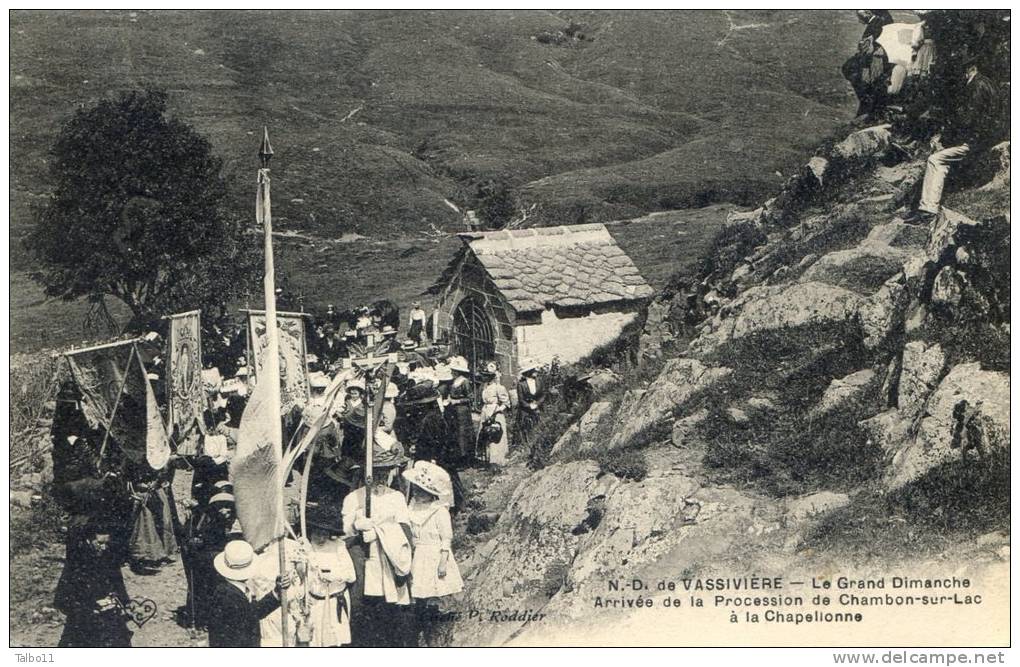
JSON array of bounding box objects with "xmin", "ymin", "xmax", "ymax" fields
[
  {"xmin": 10, "ymin": 10, "xmax": 878, "ymax": 352},
  {"xmin": 11, "ymin": 10, "xmax": 864, "ymax": 243}
]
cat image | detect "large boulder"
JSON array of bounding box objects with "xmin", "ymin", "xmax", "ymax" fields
[
  {"xmin": 551, "ymin": 401, "xmax": 614, "ymax": 457},
  {"xmin": 885, "ymin": 363, "xmax": 1010, "ymax": 490},
  {"xmin": 833, "ymin": 124, "xmax": 892, "ymax": 162},
  {"xmin": 610, "ymin": 359, "xmax": 731, "ymax": 449},
  {"xmin": 567, "ymin": 473, "xmax": 702, "ymax": 591},
  {"xmin": 689, "ymin": 282, "xmax": 867, "ymax": 357},
  {"xmin": 730, "ymin": 282, "xmax": 864, "ymax": 339}
]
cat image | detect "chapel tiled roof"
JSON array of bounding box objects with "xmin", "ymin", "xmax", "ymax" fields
[{"xmin": 430, "ymin": 224, "xmax": 655, "ymax": 313}]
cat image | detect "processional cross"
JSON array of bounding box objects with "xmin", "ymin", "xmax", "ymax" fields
[{"xmin": 341, "ymin": 341, "xmax": 398, "ymax": 518}]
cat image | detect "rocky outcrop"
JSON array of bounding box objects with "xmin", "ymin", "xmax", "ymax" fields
[
  {"xmin": 453, "ymin": 460, "xmax": 603, "ymax": 646},
  {"xmin": 609, "ymin": 359, "xmax": 731, "ymax": 449},
  {"xmin": 884, "ymin": 363, "xmax": 1010, "ymax": 490},
  {"xmin": 448, "ymin": 128, "xmax": 1009, "ymax": 645},
  {"xmin": 551, "ymin": 401, "xmax": 614, "ymax": 456}
]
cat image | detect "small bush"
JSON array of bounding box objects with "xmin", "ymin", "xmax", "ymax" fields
[{"xmin": 597, "ymin": 448, "xmax": 648, "ymax": 482}]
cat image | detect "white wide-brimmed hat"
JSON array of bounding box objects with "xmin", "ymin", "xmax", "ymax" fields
[
  {"xmin": 402, "ymin": 460, "xmax": 452, "ymax": 501},
  {"xmin": 384, "ymin": 383, "xmax": 399, "ymax": 399},
  {"xmin": 214, "ymin": 540, "xmax": 258, "ymax": 581},
  {"xmin": 448, "ymin": 357, "xmax": 470, "ymax": 374},
  {"xmin": 434, "ymin": 365, "xmax": 454, "ymax": 382}
]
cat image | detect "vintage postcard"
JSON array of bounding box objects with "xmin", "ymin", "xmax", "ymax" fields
[{"xmin": 7, "ymin": 8, "xmax": 1010, "ymax": 652}]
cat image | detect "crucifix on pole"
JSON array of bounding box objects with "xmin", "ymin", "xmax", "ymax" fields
[{"xmin": 342, "ymin": 349, "xmax": 398, "ymax": 518}]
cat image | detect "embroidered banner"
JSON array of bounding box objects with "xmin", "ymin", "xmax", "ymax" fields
[
  {"xmin": 168, "ymin": 310, "xmax": 203, "ymax": 455},
  {"xmin": 246, "ymin": 311, "xmax": 310, "ymax": 415}
]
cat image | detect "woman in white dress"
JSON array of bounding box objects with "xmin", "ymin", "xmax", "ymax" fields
[
  {"xmin": 478, "ymin": 362, "xmax": 511, "ymax": 465},
  {"xmin": 402, "ymin": 461, "xmax": 464, "ymax": 601}
]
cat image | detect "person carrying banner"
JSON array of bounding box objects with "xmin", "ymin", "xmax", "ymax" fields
[
  {"xmin": 206, "ymin": 540, "xmax": 293, "ymax": 647},
  {"xmin": 341, "ymin": 432, "xmax": 414, "ymax": 647}
]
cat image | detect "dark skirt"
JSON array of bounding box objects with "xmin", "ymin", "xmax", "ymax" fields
[
  {"xmin": 515, "ymin": 408, "xmax": 541, "ymax": 449},
  {"xmin": 128, "ymin": 488, "xmax": 178, "ymax": 564},
  {"xmin": 447, "ymin": 405, "xmax": 475, "ymax": 462}
]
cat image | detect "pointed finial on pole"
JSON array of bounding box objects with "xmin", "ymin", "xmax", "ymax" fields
[{"xmin": 258, "ymin": 126, "xmax": 274, "ymax": 168}]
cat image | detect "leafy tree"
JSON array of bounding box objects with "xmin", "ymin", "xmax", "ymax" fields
[
  {"xmin": 476, "ymin": 180, "xmax": 517, "ymax": 230},
  {"xmin": 28, "ymin": 89, "xmax": 259, "ymax": 333}
]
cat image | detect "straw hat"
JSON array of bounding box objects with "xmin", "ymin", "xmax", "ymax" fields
[
  {"xmin": 346, "ymin": 377, "xmax": 366, "ymax": 393},
  {"xmin": 401, "ymin": 339, "xmax": 417, "ymax": 350},
  {"xmin": 519, "ymin": 359, "xmax": 540, "ymax": 375},
  {"xmin": 208, "ymin": 492, "xmax": 235, "ymax": 506},
  {"xmin": 402, "ymin": 460, "xmax": 451, "ymax": 500},
  {"xmin": 434, "ymin": 365, "xmax": 454, "ymax": 382},
  {"xmin": 448, "ymin": 357, "xmax": 470, "ymax": 374},
  {"xmin": 381, "ymin": 325, "xmax": 398, "ymax": 337},
  {"xmin": 213, "ymin": 540, "xmax": 258, "ymax": 581}
]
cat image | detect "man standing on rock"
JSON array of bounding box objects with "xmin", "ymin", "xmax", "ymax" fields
[{"xmin": 904, "ymin": 53, "xmax": 1000, "ymax": 224}]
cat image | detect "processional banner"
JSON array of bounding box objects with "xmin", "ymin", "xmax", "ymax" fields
[
  {"xmin": 168, "ymin": 310, "xmax": 204, "ymax": 455},
  {"xmin": 246, "ymin": 310, "xmax": 310, "ymax": 415},
  {"xmin": 65, "ymin": 341, "xmax": 148, "ymax": 465}
]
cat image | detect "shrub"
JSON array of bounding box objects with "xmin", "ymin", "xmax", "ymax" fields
[{"xmin": 597, "ymin": 448, "xmax": 648, "ymax": 482}]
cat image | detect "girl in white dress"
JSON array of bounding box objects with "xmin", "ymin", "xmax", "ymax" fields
[
  {"xmin": 402, "ymin": 461, "xmax": 463, "ymax": 600},
  {"xmin": 302, "ymin": 525, "xmax": 356, "ymax": 647}
]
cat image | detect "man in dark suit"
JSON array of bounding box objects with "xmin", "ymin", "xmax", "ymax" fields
[
  {"xmin": 905, "ymin": 54, "xmax": 1001, "ymax": 224},
  {"xmin": 207, "ymin": 540, "xmax": 292, "ymax": 647}
]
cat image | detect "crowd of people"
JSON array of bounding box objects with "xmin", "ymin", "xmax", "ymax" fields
[
  {"xmin": 49, "ymin": 300, "xmax": 550, "ymax": 647},
  {"xmin": 841, "ymin": 10, "xmax": 1008, "ymax": 222}
]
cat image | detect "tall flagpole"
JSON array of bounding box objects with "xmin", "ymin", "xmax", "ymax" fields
[{"xmin": 256, "ymin": 127, "xmax": 290, "ymax": 646}]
